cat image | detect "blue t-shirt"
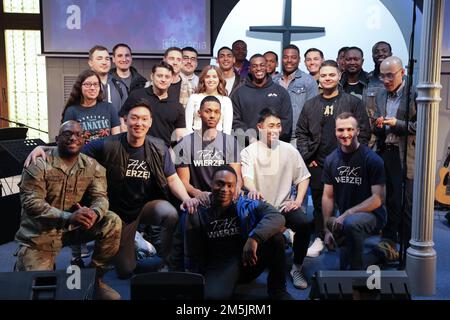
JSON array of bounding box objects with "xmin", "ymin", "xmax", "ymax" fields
[
  {"xmin": 322, "ymin": 144, "xmax": 387, "ymax": 223},
  {"xmin": 82, "ymin": 138, "xmax": 176, "ymax": 221},
  {"xmin": 63, "ymin": 101, "xmax": 120, "ymax": 142}
]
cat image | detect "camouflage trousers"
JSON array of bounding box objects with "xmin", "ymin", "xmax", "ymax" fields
[{"xmin": 15, "ymin": 211, "xmax": 122, "ymax": 274}]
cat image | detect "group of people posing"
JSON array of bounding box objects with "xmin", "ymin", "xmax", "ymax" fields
[{"xmin": 14, "ymin": 39, "xmax": 416, "ymax": 300}]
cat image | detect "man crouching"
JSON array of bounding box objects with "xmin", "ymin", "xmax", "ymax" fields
[{"xmin": 14, "ymin": 120, "xmax": 122, "ymax": 300}]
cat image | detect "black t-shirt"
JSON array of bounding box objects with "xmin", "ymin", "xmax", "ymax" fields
[
  {"xmin": 168, "ymin": 80, "xmax": 181, "ymax": 104},
  {"xmin": 315, "ymin": 95, "xmax": 338, "ymax": 166},
  {"xmin": 322, "ymin": 145, "xmax": 387, "ymax": 223},
  {"xmin": 121, "ymin": 86, "xmax": 185, "ymax": 147},
  {"xmin": 205, "ymin": 205, "xmax": 244, "ymax": 260},
  {"xmin": 83, "ymin": 138, "xmax": 176, "ymax": 222},
  {"xmin": 345, "ymin": 83, "xmax": 364, "ymax": 100},
  {"xmin": 174, "ymin": 131, "xmax": 241, "ymax": 191}
]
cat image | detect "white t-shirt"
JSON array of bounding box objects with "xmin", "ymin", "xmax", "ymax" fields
[
  {"xmin": 225, "ymin": 75, "xmax": 235, "ymax": 96},
  {"xmin": 185, "ymin": 93, "xmax": 233, "ymax": 134},
  {"xmin": 241, "ymin": 140, "xmax": 311, "ymax": 210}
]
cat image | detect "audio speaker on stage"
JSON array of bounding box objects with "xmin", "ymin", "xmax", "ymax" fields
[
  {"xmin": 309, "ymin": 270, "xmax": 411, "ymax": 300},
  {"xmin": 0, "ymin": 193, "xmax": 21, "ymax": 244},
  {"xmin": 0, "ymin": 269, "xmax": 96, "ymax": 300},
  {"xmin": 0, "ymin": 139, "xmax": 46, "ymax": 178},
  {"xmin": 131, "ymin": 272, "xmax": 205, "ymax": 300}
]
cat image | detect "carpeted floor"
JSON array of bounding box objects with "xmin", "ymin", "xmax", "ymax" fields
[{"xmin": 0, "ymin": 210, "xmax": 448, "ymax": 300}]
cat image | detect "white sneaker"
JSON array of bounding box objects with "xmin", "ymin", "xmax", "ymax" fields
[
  {"xmin": 306, "ymin": 237, "xmax": 324, "ymax": 258},
  {"xmin": 290, "ymin": 264, "xmax": 308, "ymax": 289}
]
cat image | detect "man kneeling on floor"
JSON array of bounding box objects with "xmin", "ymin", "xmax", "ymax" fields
[
  {"xmin": 171, "ymin": 165, "xmax": 293, "ymax": 300},
  {"xmin": 322, "ymin": 113, "xmax": 386, "ymax": 270},
  {"xmin": 15, "ymin": 121, "xmax": 122, "ymax": 300}
]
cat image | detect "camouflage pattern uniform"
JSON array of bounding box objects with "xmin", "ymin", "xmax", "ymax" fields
[{"xmin": 15, "ymin": 149, "xmax": 121, "ymax": 273}]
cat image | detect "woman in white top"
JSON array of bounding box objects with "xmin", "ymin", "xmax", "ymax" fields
[{"xmin": 185, "ymin": 65, "xmax": 233, "ymax": 134}]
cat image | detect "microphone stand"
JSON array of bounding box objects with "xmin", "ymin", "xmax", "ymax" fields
[{"xmin": 0, "ymin": 116, "xmax": 48, "ymax": 134}]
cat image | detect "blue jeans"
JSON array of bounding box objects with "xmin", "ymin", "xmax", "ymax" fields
[{"xmin": 340, "ymin": 212, "xmax": 382, "ymax": 270}]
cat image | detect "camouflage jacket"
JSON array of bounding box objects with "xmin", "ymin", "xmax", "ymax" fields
[{"xmin": 15, "ymin": 149, "xmax": 108, "ymax": 251}]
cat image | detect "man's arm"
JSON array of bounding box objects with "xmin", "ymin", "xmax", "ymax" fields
[
  {"xmin": 240, "ymin": 148, "xmax": 264, "ymax": 200},
  {"xmin": 322, "ymin": 183, "xmax": 336, "ymax": 249},
  {"xmin": 322, "ymin": 184, "xmax": 335, "ymax": 231},
  {"xmin": 167, "ymin": 173, "xmax": 199, "ymax": 214},
  {"xmin": 249, "ymin": 201, "xmax": 285, "ymax": 243},
  {"xmin": 176, "ymin": 166, "xmax": 202, "ymax": 197},
  {"xmin": 341, "ymin": 184, "xmax": 384, "ymax": 217},
  {"xmin": 20, "ymin": 159, "xmax": 95, "ymax": 229},
  {"xmin": 84, "ymin": 160, "xmax": 109, "ymax": 220},
  {"xmin": 229, "ymin": 162, "xmax": 243, "ymax": 198},
  {"xmin": 284, "ymin": 179, "xmax": 309, "ymax": 213},
  {"xmin": 333, "ymin": 184, "xmax": 385, "ymax": 230},
  {"xmin": 167, "ymin": 173, "xmax": 191, "ymax": 202},
  {"xmin": 24, "ymin": 146, "xmax": 55, "ymax": 167},
  {"xmin": 295, "ymin": 104, "xmax": 313, "ymax": 163},
  {"xmin": 20, "ymin": 160, "xmax": 73, "ymax": 223}
]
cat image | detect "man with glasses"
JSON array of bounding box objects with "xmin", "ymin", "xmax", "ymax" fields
[
  {"xmin": 373, "ymin": 56, "xmax": 416, "ymax": 263},
  {"xmin": 232, "ymin": 54, "xmax": 293, "ymax": 144},
  {"xmin": 181, "ymin": 46, "xmax": 199, "ymax": 90},
  {"xmin": 15, "ymin": 121, "xmax": 122, "ymax": 300}
]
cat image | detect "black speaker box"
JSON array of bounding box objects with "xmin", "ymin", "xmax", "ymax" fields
[
  {"xmin": 0, "ymin": 269, "xmax": 96, "ymax": 300},
  {"xmin": 0, "ymin": 193, "xmax": 21, "ymax": 244},
  {"xmin": 310, "ymin": 270, "xmax": 411, "ymax": 300},
  {"xmin": 131, "ymin": 272, "xmax": 205, "ymax": 300}
]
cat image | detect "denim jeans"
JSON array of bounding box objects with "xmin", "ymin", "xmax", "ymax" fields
[{"xmin": 339, "ymin": 212, "xmax": 382, "ymax": 270}]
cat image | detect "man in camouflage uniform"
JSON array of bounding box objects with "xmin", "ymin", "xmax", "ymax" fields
[{"xmin": 15, "ymin": 120, "xmax": 122, "ymax": 300}]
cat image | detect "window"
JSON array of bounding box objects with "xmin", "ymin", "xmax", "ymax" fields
[
  {"xmin": 5, "ymin": 30, "xmax": 48, "ymax": 140},
  {"xmin": 1, "ymin": 0, "xmax": 47, "ymax": 141},
  {"xmin": 3, "ymin": 0, "xmax": 39, "ymax": 13}
]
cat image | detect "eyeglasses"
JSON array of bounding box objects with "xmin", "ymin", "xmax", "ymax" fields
[
  {"xmin": 60, "ymin": 130, "xmax": 84, "ymax": 139},
  {"xmin": 82, "ymin": 82, "xmax": 100, "ymax": 88},
  {"xmin": 379, "ymin": 69, "xmax": 402, "ymax": 81},
  {"xmin": 183, "ymin": 55, "xmax": 197, "ymax": 62}
]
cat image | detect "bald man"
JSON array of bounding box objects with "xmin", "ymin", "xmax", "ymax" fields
[
  {"xmin": 373, "ymin": 56, "xmax": 416, "ymax": 262},
  {"xmin": 15, "ymin": 121, "xmax": 122, "ymax": 300}
]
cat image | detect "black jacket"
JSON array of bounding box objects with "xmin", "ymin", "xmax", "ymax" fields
[
  {"xmin": 296, "ymin": 89, "xmax": 371, "ymax": 165},
  {"xmin": 109, "ymin": 66, "xmax": 147, "ymax": 99},
  {"xmin": 99, "ymin": 133, "xmax": 169, "ymax": 222},
  {"xmin": 171, "ymin": 196, "xmax": 285, "ymax": 273},
  {"xmin": 232, "ymin": 76, "xmax": 293, "ymax": 142}
]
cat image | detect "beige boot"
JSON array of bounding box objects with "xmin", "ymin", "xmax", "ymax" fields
[{"xmin": 95, "ymin": 278, "xmax": 121, "ymax": 300}]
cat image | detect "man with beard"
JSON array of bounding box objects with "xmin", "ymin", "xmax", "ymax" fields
[
  {"xmin": 274, "ymin": 44, "xmax": 318, "ymax": 142},
  {"xmin": 340, "ymin": 46, "xmax": 370, "ymax": 100},
  {"xmin": 232, "ymin": 54, "xmax": 292, "ymax": 144},
  {"xmin": 15, "ymin": 121, "xmax": 122, "ymax": 300},
  {"xmin": 296, "ymin": 60, "xmax": 370, "ymax": 258},
  {"xmin": 171, "ymin": 165, "xmax": 292, "ymax": 300},
  {"xmin": 322, "ymin": 113, "xmax": 386, "ymax": 270}
]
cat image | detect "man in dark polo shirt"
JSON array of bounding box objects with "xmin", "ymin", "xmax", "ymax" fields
[{"xmin": 121, "ymin": 61, "xmax": 186, "ymax": 146}]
